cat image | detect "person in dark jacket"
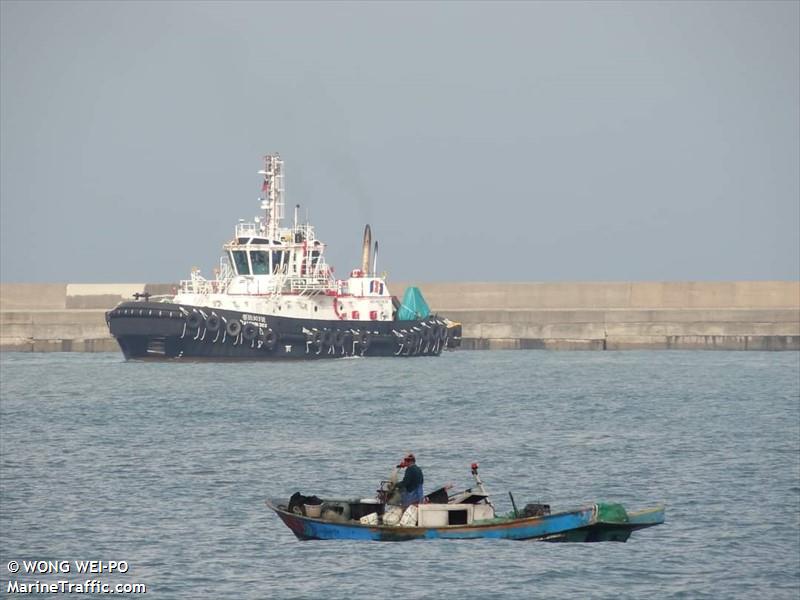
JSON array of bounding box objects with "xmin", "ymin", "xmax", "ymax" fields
[{"xmin": 396, "ymin": 453, "xmax": 424, "ymax": 507}]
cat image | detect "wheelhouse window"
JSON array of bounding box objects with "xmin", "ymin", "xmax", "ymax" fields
[
  {"xmin": 271, "ymin": 251, "xmax": 286, "ymax": 274},
  {"xmin": 305, "ymin": 241, "xmax": 322, "ymax": 274},
  {"xmin": 231, "ymin": 250, "xmax": 250, "ymax": 275},
  {"xmin": 250, "ymin": 251, "xmax": 269, "ymax": 275}
]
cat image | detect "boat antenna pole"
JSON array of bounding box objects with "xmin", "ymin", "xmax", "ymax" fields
[
  {"xmin": 471, "ymin": 463, "xmax": 495, "ymax": 510},
  {"xmin": 508, "ymin": 492, "xmax": 519, "ymax": 518},
  {"xmin": 372, "ymin": 241, "xmax": 378, "ymax": 276}
]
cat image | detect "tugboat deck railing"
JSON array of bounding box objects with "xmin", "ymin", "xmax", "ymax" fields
[
  {"xmin": 288, "ymin": 277, "xmax": 334, "ymax": 294},
  {"xmin": 179, "ymin": 278, "xmax": 218, "ymax": 295},
  {"xmin": 235, "ymin": 222, "xmax": 260, "ymax": 238},
  {"xmin": 234, "ymin": 222, "xmax": 318, "ymax": 245}
]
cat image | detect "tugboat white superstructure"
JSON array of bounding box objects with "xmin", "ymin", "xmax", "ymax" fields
[{"xmin": 106, "ymin": 154, "xmax": 462, "ymax": 360}]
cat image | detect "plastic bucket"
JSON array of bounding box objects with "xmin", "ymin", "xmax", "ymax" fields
[{"xmin": 304, "ymin": 504, "xmax": 322, "ymax": 518}]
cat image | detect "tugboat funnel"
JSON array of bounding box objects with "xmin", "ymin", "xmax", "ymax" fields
[{"xmin": 361, "ymin": 224, "xmax": 372, "ymax": 274}]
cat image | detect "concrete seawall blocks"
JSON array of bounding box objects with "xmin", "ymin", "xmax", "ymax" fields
[
  {"xmin": 461, "ymin": 335, "xmax": 799, "ymax": 351},
  {"xmin": 400, "ymin": 282, "xmax": 799, "ymax": 351},
  {"xmin": 1, "ymin": 281, "xmax": 798, "ymax": 352},
  {"xmin": 395, "ymin": 281, "xmax": 800, "ymax": 310},
  {"xmin": 0, "ymin": 308, "xmax": 117, "ymax": 352}
]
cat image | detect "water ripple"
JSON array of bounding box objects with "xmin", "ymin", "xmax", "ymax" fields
[{"xmin": 1, "ymin": 351, "xmax": 798, "ymax": 598}]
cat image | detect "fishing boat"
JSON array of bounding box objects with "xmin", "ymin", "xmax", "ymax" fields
[
  {"xmin": 266, "ymin": 463, "xmax": 665, "ymax": 542},
  {"xmin": 106, "ymin": 153, "xmax": 462, "ymax": 360}
]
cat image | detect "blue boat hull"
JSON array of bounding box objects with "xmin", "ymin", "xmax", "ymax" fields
[{"xmin": 266, "ymin": 500, "xmax": 664, "ymax": 542}]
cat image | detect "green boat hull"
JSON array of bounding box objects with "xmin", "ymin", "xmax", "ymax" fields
[{"xmin": 541, "ymin": 504, "xmax": 665, "ymax": 542}]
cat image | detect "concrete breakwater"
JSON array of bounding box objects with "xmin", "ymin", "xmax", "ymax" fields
[
  {"xmin": 399, "ymin": 281, "xmax": 800, "ymax": 351},
  {"xmin": 1, "ymin": 281, "xmax": 798, "ymax": 352}
]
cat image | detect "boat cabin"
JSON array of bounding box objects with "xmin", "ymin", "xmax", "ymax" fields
[{"xmin": 298, "ymin": 495, "xmax": 496, "ymax": 528}]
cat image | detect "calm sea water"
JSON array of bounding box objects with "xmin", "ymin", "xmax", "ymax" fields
[{"xmin": 1, "ymin": 350, "xmax": 798, "ymax": 599}]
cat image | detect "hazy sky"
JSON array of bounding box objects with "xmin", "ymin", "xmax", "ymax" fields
[{"xmin": 1, "ymin": 1, "xmax": 798, "ymax": 283}]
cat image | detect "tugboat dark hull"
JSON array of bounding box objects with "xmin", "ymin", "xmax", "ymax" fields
[{"xmin": 106, "ymin": 301, "xmax": 461, "ymax": 360}]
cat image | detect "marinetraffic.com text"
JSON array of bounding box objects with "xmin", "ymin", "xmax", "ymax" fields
[{"xmin": 6, "ymin": 560, "xmax": 146, "ymax": 595}]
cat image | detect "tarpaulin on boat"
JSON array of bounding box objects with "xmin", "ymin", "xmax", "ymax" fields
[{"xmin": 397, "ymin": 287, "xmax": 431, "ymax": 321}]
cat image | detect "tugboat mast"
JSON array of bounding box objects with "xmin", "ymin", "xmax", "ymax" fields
[{"xmin": 258, "ymin": 154, "xmax": 285, "ymax": 240}]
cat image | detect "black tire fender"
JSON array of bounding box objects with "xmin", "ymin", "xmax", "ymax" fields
[
  {"xmin": 205, "ymin": 314, "xmax": 221, "ymax": 333},
  {"xmin": 359, "ymin": 330, "xmax": 371, "ymax": 350},
  {"xmin": 407, "ymin": 332, "xmax": 418, "ymax": 355},
  {"xmin": 226, "ymin": 320, "xmax": 242, "ymax": 337},
  {"xmin": 242, "ymin": 322, "xmax": 259, "ymax": 341},
  {"xmin": 333, "ymin": 330, "xmax": 346, "ymax": 347},
  {"xmin": 186, "ymin": 312, "xmax": 203, "ymax": 330},
  {"xmin": 342, "ymin": 331, "xmax": 354, "ymax": 353},
  {"xmin": 263, "ymin": 329, "xmax": 277, "ymax": 350}
]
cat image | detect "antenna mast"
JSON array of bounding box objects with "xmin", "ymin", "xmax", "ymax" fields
[{"xmin": 258, "ymin": 154, "xmax": 285, "ymax": 240}]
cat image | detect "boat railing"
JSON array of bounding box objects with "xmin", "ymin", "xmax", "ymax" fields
[
  {"xmin": 179, "ymin": 277, "xmax": 214, "ymax": 295},
  {"xmin": 263, "ymin": 269, "xmax": 287, "ymax": 297},
  {"xmin": 178, "ymin": 257, "xmax": 239, "ymax": 295},
  {"xmin": 234, "ymin": 223, "xmax": 318, "ymax": 245},
  {"xmin": 217, "ymin": 258, "xmax": 234, "ymax": 290},
  {"xmin": 235, "ymin": 222, "xmax": 260, "ymax": 238},
  {"xmin": 288, "ymin": 277, "xmax": 334, "ymax": 294},
  {"xmin": 290, "ymin": 256, "xmax": 337, "ymax": 292},
  {"xmin": 179, "ymin": 266, "xmax": 232, "ymax": 296},
  {"xmin": 278, "ymin": 223, "xmax": 316, "ymax": 243}
]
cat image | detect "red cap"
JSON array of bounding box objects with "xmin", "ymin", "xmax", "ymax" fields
[{"xmin": 397, "ymin": 453, "xmax": 416, "ymax": 468}]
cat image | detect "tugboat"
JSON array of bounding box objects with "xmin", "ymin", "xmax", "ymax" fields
[{"xmin": 106, "ymin": 153, "xmax": 462, "ymax": 360}]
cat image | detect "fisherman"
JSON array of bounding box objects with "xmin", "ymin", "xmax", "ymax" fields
[{"xmin": 395, "ymin": 453, "xmax": 424, "ymax": 507}]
